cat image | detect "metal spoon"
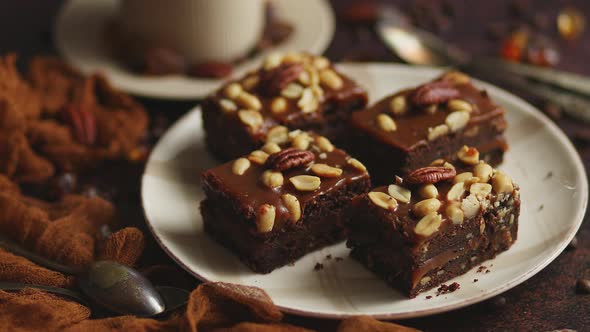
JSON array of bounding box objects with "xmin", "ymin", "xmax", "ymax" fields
[
  {"xmin": 0, "ymin": 235, "xmax": 188, "ymax": 317},
  {"xmin": 376, "ymin": 6, "xmax": 590, "ymax": 123}
]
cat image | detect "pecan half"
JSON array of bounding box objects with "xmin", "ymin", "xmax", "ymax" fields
[
  {"xmin": 411, "ymin": 81, "xmax": 460, "ymax": 106},
  {"xmin": 189, "ymin": 61, "xmax": 233, "ymax": 78},
  {"xmin": 405, "ymin": 166, "xmax": 457, "ymax": 185},
  {"xmin": 62, "ymin": 104, "xmax": 96, "ymax": 145},
  {"xmin": 265, "ymin": 147, "xmax": 315, "ymax": 171},
  {"xmin": 259, "ymin": 63, "xmax": 305, "ymax": 96}
]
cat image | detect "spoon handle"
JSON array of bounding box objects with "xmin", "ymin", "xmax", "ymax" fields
[
  {"xmin": 0, "ymin": 282, "xmax": 89, "ymax": 306},
  {"xmin": 0, "ymin": 235, "xmax": 82, "ymax": 275},
  {"xmin": 477, "ymin": 59, "xmax": 590, "ymax": 98}
]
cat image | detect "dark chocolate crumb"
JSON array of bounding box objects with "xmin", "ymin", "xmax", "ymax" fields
[
  {"xmin": 325, "ymin": 254, "xmax": 332, "ymax": 260},
  {"xmin": 485, "ymin": 269, "xmax": 491, "ymax": 274},
  {"xmin": 477, "ymin": 266, "xmax": 487, "ymax": 273},
  {"xmin": 544, "ymin": 171, "xmax": 553, "ymax": 180},
  {"xmin": 436, "ymin": 282, "xmax": 460, "ymax": 296},
  {"xmin": 567, "ymin": 236, "xmax": 579, "ymax": 250},
  {"xmin": 491, "ymin": 296, "xmax": 507, "ymax": 307},
  {"xmin": 576, "ymin": 279, "xmax": 590, "ymax": 294},
  {"xmin": 473, "ymin": 279, "xmax": 479, "ymax": 283},
  {"xmin": 335, "ymin": 257, "xmax": 344, "ymax": 262},
  {"xmin": 538, "ymin": 204, "xmax": 544, "ymax": 211},
  {"xmin": 426, "ymin": 295, "xmax": 432, "ymax": 300},
  {"xmin": 314, "ymin": 263, "xmax": 324, "ymax": 271}
]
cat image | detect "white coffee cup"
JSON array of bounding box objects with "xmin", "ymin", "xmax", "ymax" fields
[{"xmin": 119, "ymin": 0, "xmax": 266, "ymax": 63}]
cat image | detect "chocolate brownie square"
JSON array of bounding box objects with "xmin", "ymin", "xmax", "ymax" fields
[
  {"xmin": 348, "ymin": 71, "xmax": 507, "ymax": 185},
  {"xmin": 346, "ymin": 146, "xmax": 520, "ymax": 297},
  {"xmin": 201, "ymin": 52, "xmax": 368, "ymax": 161},
  {"xmin": 200, "ymin": 131, "xmax": 371, "ymax": 273}
]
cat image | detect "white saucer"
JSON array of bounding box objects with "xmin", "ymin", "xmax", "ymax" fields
[
  {"xmin": 141, "ymin": 63, "xmax": 587, "ymax": 319},
  {"xmin": 54, "ymin": 0, "xmax": 335, "ymax": 100}
]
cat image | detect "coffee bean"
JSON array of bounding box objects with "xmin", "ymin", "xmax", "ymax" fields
[{"xmin": 576, "ymin": 279, "xmax": 590, "ymax": 294}]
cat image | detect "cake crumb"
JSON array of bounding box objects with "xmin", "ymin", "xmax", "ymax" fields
[
  {"xmin": 425, "ymin": 295, "xmax": 432, "ymax": 300},
  {"xmin": 314, "ymin": 263, "xmax": 324, "ymax": 271},
  {"xmin": 325, "ymin": 254, "xmax": 332, "ymax": 260},
  {"xmin": 436, "ymin": 282, "xmax": 461, "ymax": 296},
  {"xmin": 477, "ymin": 265, "xmax": 487, "ymax": 273},
  {"xmin": 473, "ymin": 279, "xmax": 478, "ymax": 283},
  {"xmin": 544, "ymin": 171, "xmax": 553, "ymax": 180}
]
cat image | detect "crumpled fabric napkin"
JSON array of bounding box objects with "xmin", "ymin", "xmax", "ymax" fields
[{"xmin": 0, "ymin": 283, "xmax": 419, "ymax": 332}]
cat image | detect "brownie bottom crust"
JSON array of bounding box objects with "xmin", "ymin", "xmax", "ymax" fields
[
  {"xmin": 201, "ymin": 178, "xmax": 371, "ymax": 274},
  {"xmin": 347, "ymin": 191, "xmax": 519, "ymax": 298}
]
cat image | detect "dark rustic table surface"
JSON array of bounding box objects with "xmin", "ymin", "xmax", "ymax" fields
[{"xmin": 1, "ymin": 1, "xmax": 588, "ymax": 331}]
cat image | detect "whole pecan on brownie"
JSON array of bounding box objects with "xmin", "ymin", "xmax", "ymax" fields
[
  {"xmin": 61, "ymin": 104, "xmax": 96, "ymax": 145},
  {"xmin": 405, "ymin": 166, "xmax": 456, "ymax": 184},
  {"xmin": 265, "ymin": 147, "xmax": 315, "ymax": 171},
  {"xmin": 411, "ymin": 81, "xmax": 460, "ymax": 106},
  {"xmin": 258, "ymin": 62, "xmax": 305, "ymax": 96}
]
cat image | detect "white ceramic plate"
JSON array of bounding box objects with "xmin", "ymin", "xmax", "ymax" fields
[
  {"xmin": 141, "ymin": 63, "xmax": 587, "ymax": 319},
  {"xmin": 54, "ymin": 0, "xmax": 335, "ymax": 100}
]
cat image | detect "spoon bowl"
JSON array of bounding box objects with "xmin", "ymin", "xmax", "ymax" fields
[{"xmin": 78, "ymin": 261, "xmax": 166, "ymax": 317}]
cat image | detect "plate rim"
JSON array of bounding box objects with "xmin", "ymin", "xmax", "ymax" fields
[
  {"xmin": 141, "ymin": 63, "xmax": 588, "ymax": 319},
  {"xmin": 54, "ymin": 0, "xmax": 335, "ymax": 100}
]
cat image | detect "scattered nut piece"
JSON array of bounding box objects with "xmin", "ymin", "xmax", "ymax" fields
[
  {"xmin": 290, "ymin": 175, "xmax": 321, "ymax": 191},
  {"xmin": 474, "ymin": 162, "xmax": 493, "ymax": 183},
  {"xmin": 311, "ymin": 164, "xmax": 342, "ymax": 178},
  {"xmin": 264, "ymin": 53, "xmax": 283, "ymax": 70},
  {"xmin": 238, "ymin": 110, "xmax": 263, "ymax": 129},
  {"xmin": 248, "ymin": 150, "xmax": 269, "ymax": 165},
  {"xmin": 219, "ymin": 99, "xmax": 237, "ymax": 113},
  {"xmin": 428, "ymin": 124, "xmax": 449, "ymax": 141},
  {"xmin": 262, "ymin": 142, "xmax": 281, "ymax": 154},
  {"xmin": 442, "ymin": 71, "xmax": 471, "ymax": 84},
  {"xmin": 446, "ymin": 202, "xmax": 464, "ymax": 224},
  {"xmin": 368, "ymin": 192, "xmax": 398, "ymax": 211},
  {"xmin": 492, "ymin": 171, "xmax": 514, "ymax": 194},
  {"xmin": 347, "ymin": 158, "xmax": 367, "ymax": 172},
  {"xmin": 313, "ymin": 56, "xmax": 330, "ymax": 70},
  {"xmin": 282, "ymin": 52, "xmax": 303, "ymax": 63},
  {"xmin": 470, "ymin": 183, "xmax": 492, "ymax": 200},
  {"xmin": 420, "ymin": 276, "xmax": 432, "ymax": 285},
  {"xmin": 388, "ymin": 184, "xmax": 411, "ymax": 203},
  {"xmin": 281, "ymin": 194, "xmax": 301, "ymax": 222},
  {"xmin": 389, "ymin": 95, "xmax": 407, "ymax": 115},
  {"xmin": 256, "ymin": 204, "xmax": 276, "ymax": 233},
  {"xmin": 261, "ymin": 170, "xmax": 284, "ymax": 188},
  {"xmin": 430, "ymin": 159, "xmax": 445, "ymax": 166},
  {"xmin": 291, "ymin": 132, "xmax": 312, "ymax": 150},
  {"xmin": 237, "ymin": 92, "xmax": 262, "ymax": 110},
  {"xmin": 415, "ymin": 212, "xmax": 443, "ymax": 237},
  {"xmin": 315, "ymin": 136, "xmax": 334, "ymax": 152},
  {"xmin": 425, "ymin": 104, "xmax": 438, "ymax": 114},
  {"xmin": 298, "ymin": 70, "xmax": 311, "ymax": 85},
  {"xmin": 242, "ymin": 75, "xmax": 260, "ymax": 90},
  {"xmin": 232, "ymin": 158, "xmax": 251, "ymax": 175},
  {"xmin": 457, "ymin": 146, "xmax": 480, "ymax": 165},
  {"xmin": 413, "ymin": 198, "xmax": 442, "ymax": 217},
  {"xmin": 419, "ymin": 184, "xmax": 438, "ymax": 198},
  {"xmin": 454, "ymin": 172, "xmax": 474, "ymax": 184},
  {"xmin": 445, "ymin": 111, "xmax": 470, "ymax": 132},
  {"xmin": 376, "ymin": 114, "xmax": 397, "ymax": 132},
  {"xmin": 448, "ymin": 99, "xmax": 473, "ymax": 113},
  {"xmin": 271, "ymin": 97, "xmax": 288, "ymax": 114},
  {"xmin": 461, "ymin": 194, "xmax": 481, "ymax": 219},
  {"xmin": 224, "ymin": 83, "xmax": 243, "ymax": 99},
  {"xmin": 443, "ymin": 162, "xmax": 455, "ymax": 169},
  {"xmin": 447, "ymin": 182, "xmax": 466, "ymax": 201},
  {"xmin": 297, "ymin": 88, "xmax": 319, "ymax": 113},
  {"xmin": 319, "ymin": 69, "xmax": 344, "ymax": 90},
  {"xmin": 266, "ymin": 126, "xmax": 289, "ymax": 144},
  {"xmin": 281, "ymin": 83, "xmax": 304, "ymax": 99}
]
